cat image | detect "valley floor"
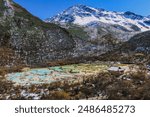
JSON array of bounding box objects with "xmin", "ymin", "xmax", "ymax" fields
[
  {"xmin": 5, "ymin": 62, "xmax": 108, "ymax": 85},
  {"xmin": 0, "ymin": 61, "xmax": 150, "ymax": 100}
]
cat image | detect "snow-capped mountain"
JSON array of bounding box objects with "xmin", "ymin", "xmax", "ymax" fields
[{"xmin": 46, "ymin": 4, "xmax": 150, "ymax": 32}]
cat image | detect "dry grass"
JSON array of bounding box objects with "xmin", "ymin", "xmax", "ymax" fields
[{"xmin": 0, "ymin": 64, "xmax": 150, "ymax": 100}]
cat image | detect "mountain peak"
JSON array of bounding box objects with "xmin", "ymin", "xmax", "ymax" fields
[
  {"xmin": 65, "ymin": 4, "xmax": 99, "ymax": 14},
  {"xmin": 71, "ymin": 4, "xmax": 105, "ymax": 12},
  {"xmin": 46, "ymin": 4, "xmax": 150, "ymax": 32}
]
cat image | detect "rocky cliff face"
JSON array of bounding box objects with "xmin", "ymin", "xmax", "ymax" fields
[{"xmin": 0, "ymin": 0, "xmax": 75, "ymax": 66}]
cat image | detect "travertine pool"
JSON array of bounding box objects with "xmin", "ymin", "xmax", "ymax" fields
[{"xmin": 6, "ymin": 63, "xmax": 108, "ymax": 85}]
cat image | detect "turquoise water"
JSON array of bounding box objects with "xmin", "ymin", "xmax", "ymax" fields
[
  {"xmin": 30, "ymin": 69, "xmax": 52, "ymax": 75},
  {"xmin": 49, "ymin": 67, "xmax": 63, "ymax": 72},
  {"xmin": 5, "ymin": 62, "xmax": 109, "ymax": 85},
  {"xmin": 6, "ymin": 63, "xmax": 105, "ymax": 85},
  {"xmin": 6, "ymin": 67, "xmax": 76, "ymax": 85}
]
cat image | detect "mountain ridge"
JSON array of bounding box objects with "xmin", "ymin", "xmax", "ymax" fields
[{"xmin": 46, "ymin": 4, "xmax": 150, "ymax": 32}]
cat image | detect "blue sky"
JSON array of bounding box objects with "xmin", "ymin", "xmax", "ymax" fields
[{"xmin": 14, "ymin": 0, "xmax": 150, "ymax": 20}]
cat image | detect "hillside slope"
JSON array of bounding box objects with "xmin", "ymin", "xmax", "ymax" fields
[
  {"xmin": 100, "ymin": 31, "xmax": 150, "ymax": 63},
  {"xmin": 0, "ymin": 0, "xmax": 75, "ymax": 66}
]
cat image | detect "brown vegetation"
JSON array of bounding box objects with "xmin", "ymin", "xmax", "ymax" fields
[{"xmin": 0, "ymin": 68, "xmax": 150, "ymax": 100}]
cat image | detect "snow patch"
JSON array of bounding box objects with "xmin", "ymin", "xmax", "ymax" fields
[{"xmin": 74, "ymin": 15, "xmax": 99, "ymax": 25}]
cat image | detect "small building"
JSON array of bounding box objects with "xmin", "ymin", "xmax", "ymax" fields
[{"xmin": 108, "ymin": 66, "xmax": 125, "ymax": 75}]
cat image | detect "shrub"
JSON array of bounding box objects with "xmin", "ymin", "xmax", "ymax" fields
[{"xmin": 49, "ymin": 91, "xmax": 70, "ymax": 100}]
